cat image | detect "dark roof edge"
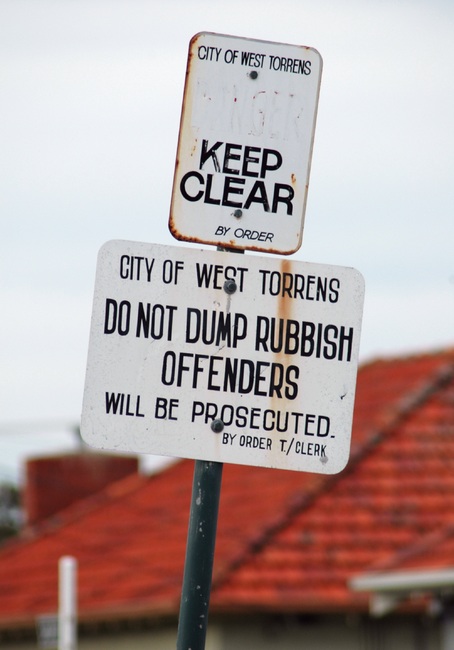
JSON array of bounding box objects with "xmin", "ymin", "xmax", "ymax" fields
[{"xmin": 0, "ymin": 471, "xmax": 148, "ymax": 556}]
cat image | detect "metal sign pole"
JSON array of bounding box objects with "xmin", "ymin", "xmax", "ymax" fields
[
  {"xmin": 177, "ymin": 246, "xmax": 242, "ymax": 650},
  {"xmin": 177, "ymin": 460, "xmax": 223, "ymax": 650}
]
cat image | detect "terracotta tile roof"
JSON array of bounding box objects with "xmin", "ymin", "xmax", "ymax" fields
[
  {"xmin": 212, "ymin": 349, "xmax": 454, "ymax": 612},
  {"xmin": 360, "ymin": 522, "xmax": 454, "ymax": 576},
  {"xmin": 1, "ymin": 348, "xmax": 454, "ymax": 629}
]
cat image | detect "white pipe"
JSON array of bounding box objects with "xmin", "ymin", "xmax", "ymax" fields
[
  {"xmin": 350, "ymin": 568, "xmax": 454, "ymax": 593},
  {"xmin": 58, "ymin": 556, "xmax": 77, "ymax": 650}
]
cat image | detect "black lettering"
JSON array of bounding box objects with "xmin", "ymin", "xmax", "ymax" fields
[
  {"xmin": 282, "ymin": 273, "xmax": 293, "ymax": 297},
  {"xmin": 260, "ymin": 149, "xmax": 282, "ymax": 178},
  {"xmin": 316, "ymin": 277, "xmax": 327, "ymax": 301},
  {"xmin": 135, "ymin": 303, "xmax": 176, "ymax": 340},
  {"xmin": 105, "ymin": 392, "xmax": 122, "ymax": 414},
  {"xmin": 316, "ymin": 323, "xmax": 323, "ymax": 358},
  {"xmin": 223, "ymin": 357, "xmax": 238, "ymax": 392},
  {"xmin": 161, "ymin": 351, "xmax": 176, "ymax": 386},
  {"xmin": 105, "ymin": 393, "xmax": 144, "ymax": 417},
  {"xmin": 276, "ymin": 410, "xmax": 289, "ymax": 432},
  {"xmin": 238, "ymin": 359, "xmax": 255, "ymax": 393},
  {"xmin": 116, "ymin": 300, "xmax": 131, "ymax": 336},
  {"xmin": 192, "ymin": 354, "xmax": 209, "ymax": 388},
  {"xmin": 255, "ymin": 316, "xmax": 269, "ymax": 352},
  {"xmin": 204, "ymin": 173, "xmax": 221, "ymax": 205},
  {"xmin": 222, "ymin": 143, "xmax": 242, "ymax": 175},
  {"xmin": 254, "ymin": 361, "xmax": 270, "ymax": 396},
  {"xmin": 305, "ymin": 414, "xmax": 316, "ymax": 436},
  {"xmin": 323, "ymin": 325, "xmax": 338, "ymax": 360},
  {"xmin": 104, "ymin": 298, "xmax": 118, "ymax": 334},
  {"xmin": 272, "ymin": 183, "xmax": 294, "ymax": 215},
  {"xmin": 269, "ymin": 318, "xmax": 283, "ymax": 353},
  {"xmin": 243, "ymin": 180, "xmax": 270, "ymax": 211},
  {"xmin": 222, "ymin": 176, "xmax": 245, "ymax": 207},
  {"xmin": 241, "ymin": 51, "xmax": 251, "ymax": 65},
  {"xmin": 177, "ymin": 353, "xmax": 192, "ymax": 387},
  {"xmin": 119, "ymin": 255, "xmax": 129, "ymax": 279},
  {"xmin": 241, "ymin": 146, "xmax": 260, "ymax": 177},
  {"xmin": 195, "ymin": 263, "xmax": 213, "ymax": 288},
  {"xmin": 235, "ymin": 407, "xmax": 248, "ymax": 428},
  {"xmin": 215, "ymin": 311, "xmax": 231, "ymax": 347},
  {"xmin": 285, "ymin": 366, "xmax": 299, "ymax": 400},
  {"xmin": 294, "ymin": 274, "xmax": 305, "ymax": 299},
  {"xmin": 259, "ymin": 269, "xmax": 270, "ymax": 295},
  {"xmin": 207, "ymin": 356, "xmax": 222, "ymax": 391},
  {"xmin": 317, "ymin": 416, "xmax": 330, "ymax": 437},
  {"xmin": 301, "ymin": 322, "xmax": 315, "ymax": 356},
  {"xmin": 186, "ymin": 308, "xmax": 201, "ymax": 343},
  {"xmin": 233, "ymin": 313, "xmax": 248, "ymax": 346},
  {"xmin": 306, "ymin": 275, "xmax": 316, "ymax": 300},
  {"xmin": 155, "ymin": 397, "xmax": 168, "ymax": 419},
  {"xmin": 200, "ymin": 140, "xmax": 222, "ymax": 171},
  {"xmin": 269, "ymin": 363, "xmax": 284, "ymax": 398},
  {"xmin": 269, "ymin": 272, "xmax": 281, "ymax": 295},
  {"xmin": 136, "ymin": 302, "xmax": 152, "ymax": 338},
  {"xmin": 338, "ymin": 326, "xmax": 354, "ymax": 362},
  {"xmin": 329, "ymin": 278, "xmax": 340, "ymax": 303},
  {"xmin": 284, "ymin": 320, "xmax": 299, "ymax": 355},
  {"xmin": 180, "ymin": 171, "xmax": 204, "ymax": 202},
  {"xmin": 202, "ymin": 311, "xmax": 216, "ymax": 345}
]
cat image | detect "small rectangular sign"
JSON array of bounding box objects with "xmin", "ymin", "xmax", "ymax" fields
[
  {"xmin": 81, "ymin": 241, "xmax": 364, "ymax": 474},
  {"xmin": 169, "ymin": 32, "xmax": 322, "ymax": 255},
  {"xmin": 36, "ymin": 615, "xmax": 58, "ymax": 649}
]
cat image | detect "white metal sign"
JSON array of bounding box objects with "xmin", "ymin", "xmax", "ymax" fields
[
  {"xmin": 81, "ymin": 241, "xmax": 364, "ymax": 474},
  {"xmin": 169, "ymin": 32, "xmax": 322, "ymax": 255}
]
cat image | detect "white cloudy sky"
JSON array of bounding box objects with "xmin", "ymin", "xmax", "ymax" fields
[{"xmin": 1, "ymin": 0, "xmax": 453, "ymax": 482}]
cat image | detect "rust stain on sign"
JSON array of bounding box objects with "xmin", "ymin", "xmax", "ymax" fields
[
  {"xmin": 277, "ymin": 258, "xmax": 293, "ymax": 324},
  {"xmin": 267, "ymin": 258, "xmax": 296, "ymax": 417}
]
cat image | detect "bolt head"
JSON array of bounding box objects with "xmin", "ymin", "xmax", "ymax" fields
[
  {"xmin": 211, "ymin": 419, "xmax": 224, "ymax": 434},
  {"xmin": 223, "ymin": 279, "xmax": 237, "ymax": 295}
]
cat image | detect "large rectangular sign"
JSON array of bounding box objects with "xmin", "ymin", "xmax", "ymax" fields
[
  {"xmin": 81, "ymin": 241, "xmax": 364, "ymax": 474},
  {"xmin": 169, "ymin": 32, "xmax": 322, "ymax": 255}
]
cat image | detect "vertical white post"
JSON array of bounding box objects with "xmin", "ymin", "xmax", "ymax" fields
[{"xmin": 58, "ymin": 556, "xmax": 77, "ymax": 650}]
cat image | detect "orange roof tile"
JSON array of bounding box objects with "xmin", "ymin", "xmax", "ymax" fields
[{"xmin": 1, "ymin": 348, "xmax": 454, "ymax": 629}]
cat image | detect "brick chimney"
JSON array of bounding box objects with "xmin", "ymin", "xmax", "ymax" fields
[{"xmin": 24, "ymin": 453, "xmax": 139, "ymax": 526}]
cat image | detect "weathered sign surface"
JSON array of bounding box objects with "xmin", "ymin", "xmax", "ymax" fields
[
  {"xmin": 169, "ymin": 32, "xmax": 322, "ymax": 255},
  {"xmin": 81, "ymin": 240, "xmax": 364, "ymax": 474}
]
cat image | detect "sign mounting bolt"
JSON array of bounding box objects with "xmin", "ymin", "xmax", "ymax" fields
[
  {"xmin": 233, "ymin": 209, "xmax": 243, "ymax": 218},
  {"xmin": 249, "ymin": 70, "xmax": 258, "ymax": 80},
  {"xmin": 223, "ymin": 279, "xmax": 237, "ymax": 295},
  {"xmin": 211, "ymin": 419, "xmax": 224, "ymax": 434}
]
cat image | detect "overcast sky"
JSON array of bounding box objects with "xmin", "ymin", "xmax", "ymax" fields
[{"xmin": 1, "ymin": 0, "xmax": 453, "ymax": 482}]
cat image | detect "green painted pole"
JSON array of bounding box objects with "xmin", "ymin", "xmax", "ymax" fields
[{"xmin": 177, "ymin": 460, "xmax": 223, "ymax": 650}]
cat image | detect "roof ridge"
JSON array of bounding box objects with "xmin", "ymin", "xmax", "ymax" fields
[
  {"xmin": 212, "ymin": 472, "xmax": 336, "ymax": 591},
  {"xmin": 2, "ymin": 469, "xmax": 148, "ymax": 553},
  {"xmin": 348, "ymin": 357, "xmax": 454, "ymax": 466},
  {"xmin": 367, "ymin": 521, "xmax": 454, "ymax": 574},
  {"xmin": 212, "ymin": 355, "xmax": 454, "ymax": 593},
  {"xmin": 360, "ymin": 346, "xmax": 454, "ymax": 368}
]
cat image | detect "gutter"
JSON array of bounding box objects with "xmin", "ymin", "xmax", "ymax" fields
[{"xmin": 350, "ymin": 569, "xmax": 454, "ymax": 617}]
